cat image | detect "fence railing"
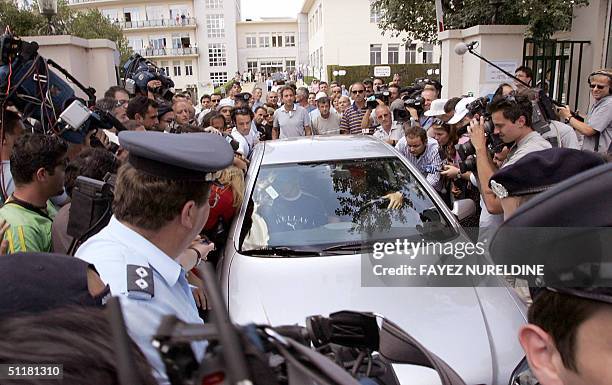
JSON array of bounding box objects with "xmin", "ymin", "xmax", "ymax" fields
[
  {"xmin": 523, "ymin": 39, "xmax": 591, "ymax": 111},
  {"xmin": 117, "ymin": 18, "xmax": 196, "ymax": 29},
  {"xmin": 132, "ymin": 47, "xmax": 198, "ymax": 57}
]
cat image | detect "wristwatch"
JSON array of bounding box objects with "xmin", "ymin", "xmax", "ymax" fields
[
  {"xmin": 565, "ymin": 116, "xmax": 572, "ymax": 124},
  {"xmin": 455, "ymin": 171, "xmax": 462, "ymax": 181}
]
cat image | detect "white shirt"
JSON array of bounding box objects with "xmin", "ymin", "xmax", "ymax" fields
[
  {"xmin": 76, "ymin": 216, "xmax": 205, "ymax": 384},
  {"xmin": 232, "ymin": 127, "xmax": 257, "ymax": 157},
  {"xmin": 373, "ymin": 122, "xmax": 404, "ymax": 143}
]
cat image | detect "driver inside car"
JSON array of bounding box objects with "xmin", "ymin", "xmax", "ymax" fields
[{"xmin": 261, "ymin": 172, "xmax": 329, "ymax": 232}]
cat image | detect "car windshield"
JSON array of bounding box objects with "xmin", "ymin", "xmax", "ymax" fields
[{"xmin": 239, "ymin": 157, "xmax": 457, "ymax": 253}]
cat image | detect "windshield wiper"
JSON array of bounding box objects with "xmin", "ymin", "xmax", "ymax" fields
[
  {"xmin": 321, "ymin": 242, "xmax": 374, "ymax": 253},
  {"xmin": 241, "ymin": 246, "xmax": 323, "ymax": 257}
]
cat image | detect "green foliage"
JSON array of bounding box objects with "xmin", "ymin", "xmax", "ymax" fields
[
  {"xmin": 372, "ymin": 0, "xmax": 589, "ymax": 42},
  {"xmin": 0, "ymin": 0, "xmax": 130, "ymax": 65},
  {"xmin": 326, "ymin": 64, "xmax": 440, "ymax": 88}
]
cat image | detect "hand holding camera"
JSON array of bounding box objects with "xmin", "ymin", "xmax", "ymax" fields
[{"xmin": 468, "ymin": 116, "xmax": 488, "ymax": 153}]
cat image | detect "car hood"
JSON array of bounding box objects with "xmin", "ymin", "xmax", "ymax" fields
[{"xmin": 226, "ymin": 253, "xmax": 526, "ymax": 385}]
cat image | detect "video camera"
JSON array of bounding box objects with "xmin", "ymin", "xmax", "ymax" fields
[
  {"xmin": 66, "ymin": 174, "xmax": 116, "ymax": 255},
  {"xmin": 0, "ymin": 32, "xmax": 82, "ymax": 132},
  {"xmin": 367, "ymin": 86, "xmax": 390, "ymax": 109},
  {"xmin": 142, "ymin": 263, "xmax": 468, "ymax": 385},
  {"xmin": 58, "ymin": 98, "xmax": 126, "ymax": 144},
  {"xmin": 455, "ymin": 97, "xmax": 505, "ymax": 174},
  {"xmin": 400, "ymin": 78, "xmax": 442, "ymax": 113},
  {"xmin": 123, "ymin": 54, "xmax": 174, "ymax": 101}
]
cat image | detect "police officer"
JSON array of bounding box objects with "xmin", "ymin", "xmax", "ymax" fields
[
  {"xmin": 488, "ymin": 148, "xmax": 605, "ymax": 220},
  {"xmin": 490, "ymin": 162, "xmax": 612, "ymax": 385},
  {"xmin": 76, "ymin": 131, "xmax": 234, "ymax": 384}
]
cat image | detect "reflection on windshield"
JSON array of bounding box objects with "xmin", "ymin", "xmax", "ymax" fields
[{"xmin": 239, "ymin": 157, "xmax": 456, "ymax": 252}]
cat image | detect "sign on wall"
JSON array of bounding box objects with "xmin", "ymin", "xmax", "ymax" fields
[
  {"xmin": 485, "ymin": 61, "xmax": 518, "ymax": 83},
  {"xmin": 373, "ymin": 66, "xmax": 391, "ymax": 77}
]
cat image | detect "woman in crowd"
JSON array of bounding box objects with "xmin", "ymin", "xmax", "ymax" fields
[{"xmin": 202, "ymin": 166, "xmax": 245, "ymax": 265}]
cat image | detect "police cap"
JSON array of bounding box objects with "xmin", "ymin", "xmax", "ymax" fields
[
  {"xmin": 490, "ymin": 163, "xmax": 612, "ymax": 304},
  {"xmin": 235, "ymin": 92, "xmax": 252, "ymax": 101},
  {"xmin": 0, "ymin": 253, "xmax": 109, "ymax": 318},
  {"xmin": 489, "ymin": 148, "xmax": 605, "ymax": 198},
  {"xmin": 157, "ymin": 102, "xmax": 173, "ymax": 119},
  {"xmin": 119, "ymin": 131, "xmax": 234, "ymax": 181}
]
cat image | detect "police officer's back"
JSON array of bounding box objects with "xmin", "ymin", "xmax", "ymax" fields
[{"xmin": 76, "ymin": 131, "xmax": 233, "ymax": 384}]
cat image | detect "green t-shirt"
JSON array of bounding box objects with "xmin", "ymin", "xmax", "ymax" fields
[{"xmin": 0, "ymin": 200, "xmax": 58, "ymax": 253}]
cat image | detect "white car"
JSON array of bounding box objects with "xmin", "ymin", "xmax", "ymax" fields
[{"xmin": 219, "ymin": 136, "xmax": 527, "ymax": 385}]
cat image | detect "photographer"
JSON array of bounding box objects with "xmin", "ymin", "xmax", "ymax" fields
[
  {"xmin": 396, "ymin": 126, "xmax": 443, "ymax": 192},
  {"xmin": 471, "ymin": 94, "xmax": 551, "ymax": 215},
  {"xmin": 557, "ymin": 69, "xmax": 612, "ymax": 154}
]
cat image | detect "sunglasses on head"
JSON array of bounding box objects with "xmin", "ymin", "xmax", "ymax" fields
[{"xmin": 589, "ymin": 84, "xmax": 608, "ymax": 90}]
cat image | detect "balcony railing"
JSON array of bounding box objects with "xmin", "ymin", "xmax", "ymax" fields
[
  {"xmin": 117, "ymin": 18, "xmax": 196, "ymax": 29},
  {"xmin": 132, "ymin": 47, "xmax": 198, "ymax": 57}
]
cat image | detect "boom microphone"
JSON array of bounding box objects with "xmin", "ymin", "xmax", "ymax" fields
[{"xmin": 454, "ymin": 41, "xmax": 479, "ymax": 55}]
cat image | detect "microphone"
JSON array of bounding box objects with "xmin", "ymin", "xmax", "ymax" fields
[{"xmin": 454, "ymin": 41, "xmax": 479, "ymax": 55}]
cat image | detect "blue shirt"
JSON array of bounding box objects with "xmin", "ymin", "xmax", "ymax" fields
[
  {"xmin": 76, "ymin": 216, "xmax": 204, "ymax": 384},
  {"xmin": 396, "ymin": 136, "xmax": 443, "ymax": 191}
]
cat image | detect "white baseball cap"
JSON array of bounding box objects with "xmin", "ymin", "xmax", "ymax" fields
[
  {"xmin": 448, "ymin": 97, "xmax": 477, "ymax": 125},
  {"xmin": 315, "ymin": 91, "xmax": 328, "ymax": 101},
  {"xmin": 424, "ymin": 98, "xmax": 449, "ymax": 117}
]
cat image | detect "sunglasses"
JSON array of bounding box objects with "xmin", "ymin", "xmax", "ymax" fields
[
  {"xmin": 352, "ymin": 90, "xmax": 365, "ymax": 94},
  {"xmin": 115, "ymin": 100, "xmax": 128, "ymax": 108},
  {"xmin": 589, "ymin": 84, "xmax": 608, "ymax": 90}
]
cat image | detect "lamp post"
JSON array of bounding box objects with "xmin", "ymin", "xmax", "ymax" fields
[{"xmin": 38, "ymin": 0, "xmax": 59, "ymax": 35}]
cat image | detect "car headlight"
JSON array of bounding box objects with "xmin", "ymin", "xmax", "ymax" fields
[{"xmin": 509, "ymin": 357, "xmax": 539, "ymax": 385}]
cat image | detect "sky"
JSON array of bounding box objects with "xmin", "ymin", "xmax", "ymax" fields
[{"xmin": 240, "ymin": 0, "xmax": 304, "ymax": 20}]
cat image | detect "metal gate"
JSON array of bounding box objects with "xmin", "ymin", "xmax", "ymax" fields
[{"xmin": 523, "ymin": 39, "xmax": 590, "ymax": 111}]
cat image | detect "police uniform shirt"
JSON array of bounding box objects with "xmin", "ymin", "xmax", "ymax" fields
[{"xmin": 76, "ymin": 216, "xmax": 205, "ymax": 385}]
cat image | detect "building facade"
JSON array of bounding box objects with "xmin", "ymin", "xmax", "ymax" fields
[
  {"xmin": 299, "ymin": 0, "xmax": 440, "ymax": 82},
  {"xmin": 68, "ymin": 0, "xmax": 240, "ymax": 98},
  {"xmin": 236, "ymin": 18, "xmax": 299, "ymax": 77}
]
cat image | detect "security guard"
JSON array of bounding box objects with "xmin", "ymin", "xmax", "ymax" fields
[
  {"xmin": 490, "ymin": 162, "xmax": 612, "ymax": 385},
  {"xmin": 76, "ymin": 131, "xmax": 233, "ymax": 384}
]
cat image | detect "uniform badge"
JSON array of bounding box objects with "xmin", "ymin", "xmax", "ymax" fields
[
  {"xmin": 127, "ymin": 264, "xmax": 155, "ymax": 299},
  {"xmin": 490, "ymin": 180, "xmax": 509, "ymax": 199}
]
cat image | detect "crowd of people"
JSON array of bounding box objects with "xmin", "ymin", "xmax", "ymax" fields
[{"xmin": 0, "ymin": 63, "xmax": 610, "ymax": 385}]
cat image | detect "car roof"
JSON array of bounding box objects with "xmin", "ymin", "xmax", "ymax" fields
[{"xmin": 260, "ymin": 135, "xmax": 397, "ymax": 165}]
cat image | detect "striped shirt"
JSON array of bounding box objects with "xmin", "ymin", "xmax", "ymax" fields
[
  {"xmin": 340, "ymin": 102, "xmax": 368, "ymax": 134},
  {"xmin": 396, "ymin": 136, "xmax": 443, "ymax": 191}
]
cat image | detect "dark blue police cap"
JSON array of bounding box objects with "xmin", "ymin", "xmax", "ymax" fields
[
  {"xmin": 490, "ymin": 163, "xmax": 612, "ymax": 304},
  {"xmin": 489, "ymin": 148, "xmax": 605, "ymax": 198},
  {"xmin": 157, "ymin": 102, "xmax": 173, "ymax": 119},
  {"xmin": 0, "ymin": 253, "xmax": 109, "ymax": 318},
  {"xmin": 119, "ymin": 131, "xmax": 234, "ymax": 181}
]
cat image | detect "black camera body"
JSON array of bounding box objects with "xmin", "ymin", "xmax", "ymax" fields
[{"xmin": 455, "ymin": 97, "xmax": 505, "ymax": 173}]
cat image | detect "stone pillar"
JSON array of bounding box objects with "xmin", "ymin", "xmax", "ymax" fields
[
  {"xmin": 24, "ymin": 35, "xmax": 118, "ymax": 101},
  {"xmin": 438, "ymin": 25, "xmax": 528, "ymax": 98},
  {"xmin": 570, "ymin": 0, "xmax": 610, "ymax": 114}
]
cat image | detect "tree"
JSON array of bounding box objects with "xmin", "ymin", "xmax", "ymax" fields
[
  {"xmin": 372, "ymin": 0, "xmax": 589, "ymax": 43},
  {"xmin": 0, "ymin": 0, "xmax": 130, "ymax": 64}
]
